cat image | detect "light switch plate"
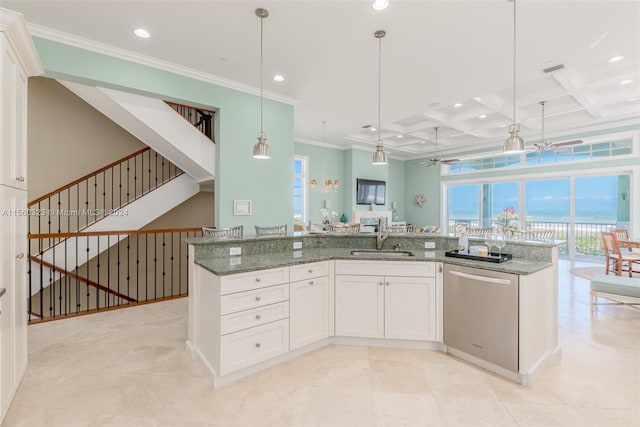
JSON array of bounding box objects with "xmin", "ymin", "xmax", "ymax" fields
[
  {"xmin": 423, "ymin": 251, "xmax": 436, "ymax": 259},
  {"xmin": 424, "ymin": 241, "xmax": 436, "ymax": 249},
  {"xmin": 230, "ymin": 247, "xmax": 241, "ymax": 256},
  {"xmin": 229, "ymin": 257, "xmax": 241, "ymax": 265},
  {"xmin": 293, "ymin": 241, "xmax": 303, "ymax": 249},
  {"xmin": 293, "ymin": 251, "xmax": 303, "ymax": 258}
]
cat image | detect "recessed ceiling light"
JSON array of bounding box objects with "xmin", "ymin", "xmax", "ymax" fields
[
  {"xmin": 620, "ymin": 79, "xmax": 633, "ymax": 85},
  {"xmin": 453, "ymin": 103, "xmax": 463, "ymax": 108},
  {"xmin": 628, "ymin": 97, "xmax": 639, "ymax": 102},
  {"xmin": 608, "ymin": 56, "xmax": 624, "ymax": 63},
  {"xmin": 134, "ymin": 28, "xmax": 150, "ymax": 39},
  {"xmin": 372, "ymin": 0, "xmax": 389, "ymax": 11},
  {"xmin": 478, "ymin": 114, "xmax": 487, "ymax": 119},
  {"xmin": 370, "ymin": 127, "xmax": 377, "ymax": 132},
  {"xmin": 396, "ymin": 135, "xmax": 403, "ymax": 138},
  {"xmin": 219, "ymin": 57, "xmax": 228, "ymax": 63},
  {"xmin": 273, "ymin": 74, "xmax": 285, "ymax": 82},
  {"xmin": 420, "ymin": 141, "xmax": 426, "ymax": 144}
]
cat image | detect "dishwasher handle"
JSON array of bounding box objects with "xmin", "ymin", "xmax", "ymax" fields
[{"xmin": 449, "ymin": 270, "xmax": 512, "ymax": 285}]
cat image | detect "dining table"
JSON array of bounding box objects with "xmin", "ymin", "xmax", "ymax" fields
[{"xmin": 618, "ymin": 238, "xmax": 640, "ymax": 249}]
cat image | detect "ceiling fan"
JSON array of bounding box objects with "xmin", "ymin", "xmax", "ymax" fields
[
  {"xmin": 529, "ymin": 101, "xmax": 583, "ymax": 152},
  {"xmin": 418, "ymin": 127, "xmax": 459, "ymax": 166}
]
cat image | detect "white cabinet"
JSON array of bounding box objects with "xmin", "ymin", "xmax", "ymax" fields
[
  {"xmin": 0, "ymin": 185, "xmax": 27, "ymax": 418},
  {"xmin": 335, "ymin": 261, "xmax": 437, "ymax": 341},
  {"xmin": 290, "ymin": 275, "xmax": 330, "ymax": 350},
  {"xmin": 0, "ymin": 33, "xmax": 28, "ymax": 190}
]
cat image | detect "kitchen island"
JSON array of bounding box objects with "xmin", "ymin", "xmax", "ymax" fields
[{"xmin": 185, "ymin": 233, "xmax": 560, "ymax": 387}]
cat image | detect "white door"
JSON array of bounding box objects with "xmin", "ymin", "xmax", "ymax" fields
[
  {"xmin": 335, "ymin": 275, "xmax": 383, "ymax": 338},
  {"xmin": 0, "ymin": 35, "xmax": 28, "ymax": 190},
  {"xmin": 289, "ymin": 276, "xmax": 329, "ymax": 350},
  {"xmin": 384, "ymin": 276, "xmax": 436, "ymax": 341}
]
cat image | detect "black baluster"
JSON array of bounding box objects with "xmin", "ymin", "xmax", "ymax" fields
[
  {"xmin": 136, "ymin": 234, "xmax": 140, "ymax": 302},
  {"xmin": 97, "ymin": 235, "xmax": 101, "ymax": 310},
  {"xmin": 178, "ymin": 232, "xmax": 182, "ymax": 295},
  {"xmin": 126, "ymin": 236, "xmax": 130, "ymax": 302},
  {"xmin": 162, "ymin": 232, "xmax": 166, "ymax": 298},
  {"xmin": 126, "ymin": 159, "xmax": 130, "ymax": 205},
  {"xmin": 170, "ymin": 232, "xmax": 174, "ymax": 296},
  {"xmin": 154, "ymin": 233, "xmax": 157, "ymax": 300},
  {"xmin": 107, "ymin": 234, "xmax": 110, "ymax": 307},
  {"xmin": 86, "ymin": 236, "xmax": 90, "ymax": 314},
  {"xmin": 145, "ymin": 233, "xmax": 148, "ymax": 301}
]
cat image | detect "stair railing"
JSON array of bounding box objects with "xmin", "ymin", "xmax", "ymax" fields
[
  {"xmin": 165, "ymin": 101, "xmax": 215, "ymax": 142},
  {"xmin": 28, "ymin": 147, "xmax": 184, "ymax": 243},
  {"xmin": 27, "ymin": 227, "xmax": 202, "ymax": 323}
]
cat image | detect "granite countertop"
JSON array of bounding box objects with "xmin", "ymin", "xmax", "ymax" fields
[{"xmin": 195, "ymin": 248, "xmax": 551, "ymax": 276}]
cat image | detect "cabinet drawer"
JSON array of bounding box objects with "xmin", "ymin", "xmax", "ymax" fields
[
  {"xmin": 335, "ymin": 260, "xmax": 435, "ymax": 277},
  {"xmin": 220, "ymin": 267, "xmax": 289, "ymax": 295},
  {"xmin": 221, "ymin": 301, "xmax": 289, "ymax": 335},
  {"xmin": 290, "ymin": 261, "xmax": 329, "ymax": 282},
  {"xmin": 220, "ymin": 319, "xmax": 289, "ymax": 375},
  {"xmin": 220, "ymin": 284, "xmax": 289, "ymax": 315}
]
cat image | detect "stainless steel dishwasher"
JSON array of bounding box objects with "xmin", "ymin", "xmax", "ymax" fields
[{"xmin": 444, "ymin": 264, "xmax": 519, "ymax": 372}]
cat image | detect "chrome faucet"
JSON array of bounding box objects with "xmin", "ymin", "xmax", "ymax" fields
[{"xmin": 376, "ymin": 217, "xmax": 389, "ymax": 250}]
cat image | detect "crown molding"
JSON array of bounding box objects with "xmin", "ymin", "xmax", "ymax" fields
[
  {"xmin": 1, "ymin": 8, "xmax": 44, "ymax": 76},
  {"xmin": 27, "ymin": 23, "xmax": 298, "ymax": 106},
  {"xmin": 295, "ymin": 137, "xmax": 348, "ymax": 150}
]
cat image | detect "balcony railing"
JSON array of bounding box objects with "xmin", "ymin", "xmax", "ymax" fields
[
  {"xmin": 448, "ymin": 219, "xmax": 617, "ymax": 257},
  {"xmin": 28, "ymin": 228, "xmax": 202, "ymax": 323}
]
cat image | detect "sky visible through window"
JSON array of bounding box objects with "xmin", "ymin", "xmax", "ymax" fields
[{"xmin": 449, "ymin": 176, "xmax": 620, "ymax": 224}]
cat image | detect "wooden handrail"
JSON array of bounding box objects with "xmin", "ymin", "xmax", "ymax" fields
[
  {"xmin": 28, "ymin": 147, "xmax": 152, "ymax": 206},
  {"xmin": 30, "ymin": 256, "xmax": 138, "ymax": 303},
  {"xmin": 28, "ymin": 227, "xmax": 203, "ymax": 240}
]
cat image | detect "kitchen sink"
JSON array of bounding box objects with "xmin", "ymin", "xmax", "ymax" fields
[{"xmin": 350, "ymin": 249, "xmax": 414, "ymax": 257}]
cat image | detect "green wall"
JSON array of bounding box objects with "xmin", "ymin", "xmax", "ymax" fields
[
  {"xmin": 403, "ymin": 161, "xmax": 441, "ymax": 227},
  {"xmin": 294, "ymin": 143, "xmax": 345, "ymax": 222},
  {"xmin": 33, "ymin": 37, "xmax": 294, "ymax": 230}
]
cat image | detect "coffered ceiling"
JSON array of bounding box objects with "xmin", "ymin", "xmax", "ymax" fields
[{"xmin": 4, "ymin": 0, "xmax": 640, "ymax": 159}]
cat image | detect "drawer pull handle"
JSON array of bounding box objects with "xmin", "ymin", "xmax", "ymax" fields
[
  {"xmin": 16, "ymin": 253, "xmax": 25, "ymax": 259},
  {"xmin": 309, "ymin": 280, "xmax": 314, "ymax": 285},
  {"xmin": 255, "ymin": 343, "xmax": 261, "ymax": 348},
  {"xmin": 308, "ymin": 268, "xmax": 313, "ymax": 273},
  {"xmin": 385, "ymin": 282, "xmax": 390, "ymax": 286},
  {"xmin": 255, "ymin": 277, "xmax": 261, "ymax": 282},
  {"xmin": 255, "ymin": 296, "xmax": 261, "ymax": 301},
  {"xmin": 255, "ymin": 314, "xmax": 261, "ymax": 320},
  {"xmin": 379, "ymin": 282, "xmax": 384, "ymax": 286},
  {"xmin": 15, "ymin": 176, "xmax": 25, "ymax": 182}
]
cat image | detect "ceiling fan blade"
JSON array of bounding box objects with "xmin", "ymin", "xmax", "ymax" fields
[
  {"xmin": 550, "ymin": 139, "xmax": 583, "ymax": 148},
  {"xmin": 442, "ymin": 158, "xmax": 459, "ymax": 164}
]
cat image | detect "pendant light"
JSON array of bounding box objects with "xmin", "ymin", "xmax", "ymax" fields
[
  {"xmin": 252, "ymin": 8, "xmax": 271, "ymax": 159},
  {"xmin": 310, "ymin": 121, "xmax": 340, "ymax": 193},
  {"xmin": 503, "ymin": 0, "xmax": 525, "ymax": 154},
  {"xmin": 372, "ymin": 30, "xmax": 388, "ymax": 165}
]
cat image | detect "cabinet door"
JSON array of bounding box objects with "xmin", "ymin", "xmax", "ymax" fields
[
  {"xmin": 290, "ymin": 276, "xmax": 329, "ymax": 350},
  {"xmin": 384, "ymin": 276, "xmax": 436, "ymax": 341},
  {"xmin": 335, "ymin": 275, "xmax": 383, "ymax": 338},
  {"xmin": 0, "ymin": 35, "xmax": 28, "ymax": 190}
]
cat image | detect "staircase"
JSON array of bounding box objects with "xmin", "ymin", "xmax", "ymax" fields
[{"xmin": 27, "ymin": 86, "xmax": 217, "ymax": 320}]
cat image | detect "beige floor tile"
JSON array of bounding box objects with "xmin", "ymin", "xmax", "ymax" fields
[
  {"xmin": 370, "ymin": 359, "xmax": 432, "ymax": 394},
  {"xmin": 502, "ymin": 401, "xmax": 590, "ymax": 426},
  {"xmin": 302, "ymin": 386, "xmax": 374, "ymax": 426},
  {"xmin": 436, "ymin": 397, "xmax": 518, "ymax": 426},
  {"xmin": 372, "ymin": 391, "xmax": 446, "ymax": 426}
]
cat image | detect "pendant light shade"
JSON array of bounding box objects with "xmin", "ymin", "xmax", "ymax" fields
[
  {"xmin": 503, "ymin": 0, "xmax": 525, "ymax": 154},
  {"xmin": 372, "ymin": 30, "xmax": 388, "ymax": 165},
  {"xmin": 252, "ymin": 132, "xmax": 271, "ymax": 159},
  {"xmin": 252, "ymin": 8, "xmax": 271, "ymax": 159},
  {"xmin": 372, "ymin": 144, "xmax": 388, "ymax": 165},
  {"xmin": 503, "ymin": 124, "xmax": 525, "ymax": 154}
]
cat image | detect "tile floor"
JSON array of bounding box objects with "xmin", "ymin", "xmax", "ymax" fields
[{"xmin": 4, "ymin": 260, "xmax": 639, "ymax": 426}]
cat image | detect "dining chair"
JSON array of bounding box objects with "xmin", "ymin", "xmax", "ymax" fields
[
  {"xmin": 254, "ymin": 224, "xmax": 287, "ymax": 236},
  {"xmin": 202, "ymin": 225, "xmax": 243, "ymax": 239},
  {"xmin": 327, "ymin": 223, "xmax": 361, "ymax": 234},
  {"xmin": 600, "ymin": 231, "xmax": 640, "ymax": 276}
]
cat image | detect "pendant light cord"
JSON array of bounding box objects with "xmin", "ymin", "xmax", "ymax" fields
[
  {"xmin": 512, "ymin": 0, "xmax": 517, "ymax": 126},
  {"xmin": 541, "ymin": 101, "xmax": 545, "ymax": 142},
  {"xmin": 260, "ymin": 14, "xmax": 264, "ymax": 134},
  {"xmin": 377, "ymin": 35, "xmax": 382, "ymax": 147}
]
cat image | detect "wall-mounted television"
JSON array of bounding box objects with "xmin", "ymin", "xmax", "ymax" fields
[{"xmin": 356, "ymin": 178, "xmax": 386, "ymax": 205}]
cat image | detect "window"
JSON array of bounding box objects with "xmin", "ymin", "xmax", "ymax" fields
[
  {"xmin": 447, "ymin": 134, "xmax": 635, "ymax": 174},
  {"xmin": 293, "ymin": 156, "xmax": 308, "ymax": 224}
]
